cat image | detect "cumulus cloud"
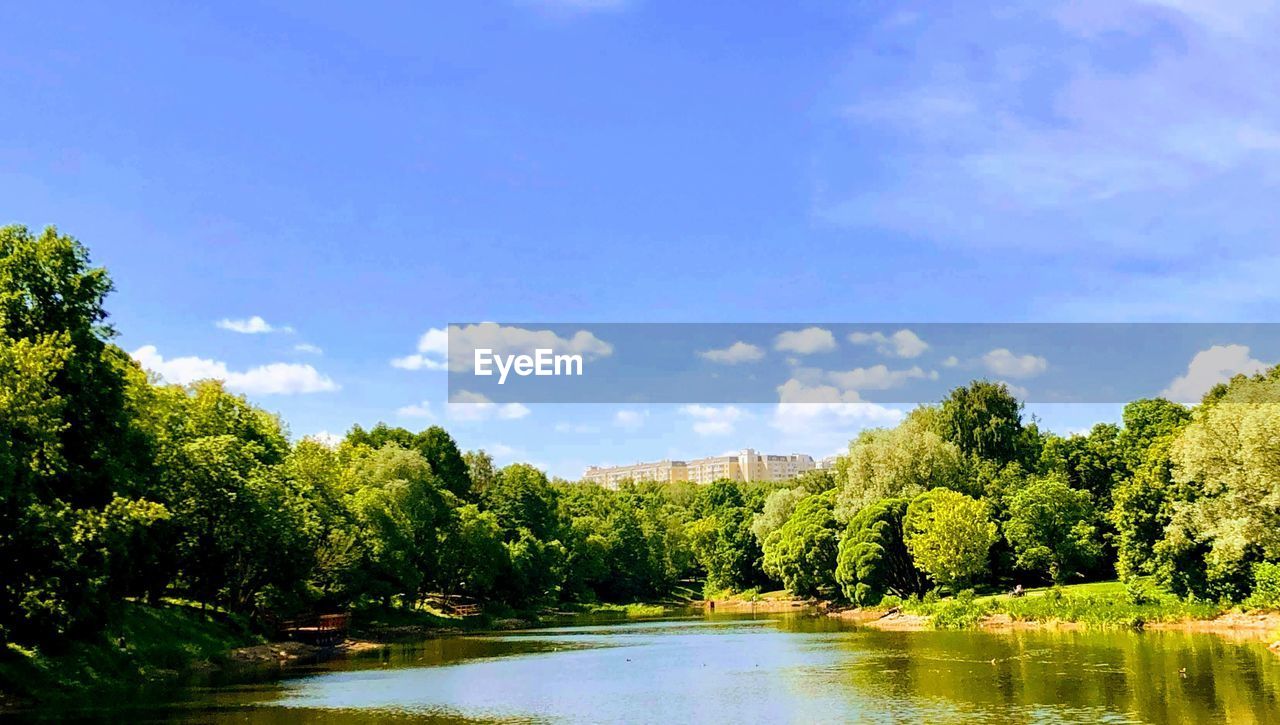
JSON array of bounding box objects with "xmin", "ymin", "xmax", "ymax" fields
[
  {"xmin": 698, "ymin": 341, "xmax": 765, "ymax": 364},
  {"xmin": 942, "ymin": 355, "xmax": 960, "ymax": 367},
  {"xmin": 216, "ymin": 316, "xmax": 291, "ymax": 334},
  {"xmin": 827, "ymin": 364, "xmax": 937, "ymax": 390},
  {"xmin": 982, "ymin": 348, "xmax": 1049, "ymax": 378},
  {"xmin": 448, "ymin": 390, "xmax": 532, "ymax": 421},
  {"xmin": 294, "ymin": 343, "xmax": 323, "ymax": 355},
  {"xmin": 1161, "ymin": 344, "xmax": 1270, "ymax": 403},
  {"xmin": 397, "ymin": 323, "xmax": 613, "ymax": 372},
  {"xmin": 679, "ymin": 404, "xmax": 749, "ymax": 436},
  {"xmin": 613, "ymin": 409, "xmax": 648, "ymax": 430},
  {"xmin": 847, "ymin": 329, "xmax": 929, "ymax": 358},
  {"xmin": 771, "ymin": 379, "xmax": 904, "ymax": 444},
  {"xmin": 774, "ymin": 327, "xmax": 836, "ymax": 355},
  {"xmin": 132, "ymin": 345, "xmax": 338, "ymax": 394},
  {"xmin": 396, "ymin": 401, "xmax": 436, "ymax": 418},
  {"xmin": 391, "ymin": 327, "xmax": 449, "ymax": 371}
]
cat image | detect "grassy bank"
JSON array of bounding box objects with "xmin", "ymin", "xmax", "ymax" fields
[
  {"xmin": 871, "ymin": 579, "xmax": 1235, "ymax": 630},
  {"xmin": 0, "ymin": 602, "xmax": 259, "ymax": 706}
]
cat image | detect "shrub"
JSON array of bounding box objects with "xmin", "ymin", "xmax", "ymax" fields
[{"xmin": 1245, "ymin": 562, "xmax": 1280, "ymax": 609}]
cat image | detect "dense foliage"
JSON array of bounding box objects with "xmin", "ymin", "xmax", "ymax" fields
[{"xmin": 4, "ymin": 224, "xmax": 1280, "ymax": 656}]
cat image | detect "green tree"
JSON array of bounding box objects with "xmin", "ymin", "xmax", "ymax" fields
[
  {"xmin": 1004, "ymin": 473, "xmax": 1100, "ymax": 584},
  {"xmin": 835, "ymin": 497, "xmax": 927, "ymax": 605},
  {"xmin": 1156, "ymin": 370, "xmax": 1280, "ymax": 599},
  {"xmin": 761, "ymin": 490, "xmax": 840, "ymax": 598},
  {"xmin": 750, "ymin": 487, "xmax": 806, "ymax": 546},
  {"xmin": 418, "ymin": 426, "xmax": 472, "ymax": 499},
  {"xmin": 463, "ymin": 449, "xmax": 497, "ymax": 496},
  {"xmin": 484, "ymin": 463, "xmax": 561, "ymax": 542},
  {"xmin": 904, "ymin": 489, "xmax": 995, "ymax": 590},
  {"xmin": 834, "ymin": 409, "xmax": 969, "ymax": 521},
  {"xmin": 348, "ymin": 445, "xmax": 454, "ymax": 605},
  {"xmin": 938, "ymin": 381, "xmax": 1025, "ymax": 466}
]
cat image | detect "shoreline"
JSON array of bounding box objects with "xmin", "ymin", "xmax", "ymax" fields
[{"xmin": 830, "ymin": 606, "xmax": 1280, "ymax": 644}]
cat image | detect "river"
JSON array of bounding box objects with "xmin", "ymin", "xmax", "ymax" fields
[{"xmin": 37, "ymin": 611, "xmax": 1280, "ymax": 723}]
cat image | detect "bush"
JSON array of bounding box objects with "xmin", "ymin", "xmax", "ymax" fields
[
  {"xmin": 1124, "ymin": 578, "xmax": 1158, "ymax": 606},
  {"xmin": 1245, "ymin": 562, "xmax": 1280, "ymax": 609}
]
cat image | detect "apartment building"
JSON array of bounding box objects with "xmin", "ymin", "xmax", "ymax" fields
[
  {"xmin": 582, "ymin": 459, "xmax": 688, "ymax": 488},
  {"xmin": 583, "ymin": 449, "xmax": 815, "ymax": 488}
]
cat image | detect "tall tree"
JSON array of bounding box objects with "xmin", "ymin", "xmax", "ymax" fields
[
  {"xmin": 835, "ymin": 497, "xmax": 927, "ymax": 605},
  {"xmin": 938, "ymin": 381, "xmax": 1025, "ymax": 467},
  {"xmin": 1004, "ymin": 473, "xmax": 1100, "ymax": 584},
  {"xmin": 904, "ymin": 489, "xmax": 996, "ymax": 590}
]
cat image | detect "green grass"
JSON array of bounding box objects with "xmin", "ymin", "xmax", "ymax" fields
[
  {"xmin": 896, "ymin": 579, "xmax": 1226, "ymax": 630},
  {"xmin": 586, "ymin": 603, "xmax": 668, "ymax": 617},
  {"xmin": 0, "ymin": 602, "xmax": 258, "ymax": 705}
]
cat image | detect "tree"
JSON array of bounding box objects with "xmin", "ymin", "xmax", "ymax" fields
[
  {"xmin": 761, "ymin": 490, "xmax": 840, "ymax": 598},
  {"xmin": 938, "ymin": 381, "xmax": 1025, "ymax": 466},
  {"xmin": 1118, "ymin": 398, "xmax": 1190, "ymax": 468},
  {"xmin": 685, "ymin": 482, "xmax": 765, "ymax": 594},
  {"xmin": 835, "ymin": 497, "xmax": 927, "ymax": 605},
  {"xmin": 463, "ymin": 449, "xmax": 497, "ymax": 496},
  {"xmin": 1004, "ymin": 473, "xmax": 1100, "ymax": 584},
  {"xmin": 1039, "ymin": 424, "xmax": 1127, "ymax": 513},
  {"xmin": 750, "ymin": 487, "xmax": 806, "ymax": 546},
  {"xmin": 904, "ymin": 489, "xmax": 995, "ymax": 590},
  {"xmin": 348, "ymin": 445, "xmax": 454, "ymax": 605},
  {"xmin": 834, "ymin": 409, "xmax": 969, "ymax": 521},
  {"xmin": 1155, "ymin": 370, "xmax": 1280, "ymax": 599},
  {"xmin": 418, "ymin": 426, "xmax": 472, "ymax": 499},
  {"xmin": 0, "ymin": 226, "xmax": 158, "ymax": 642},
  {"xmin": 484, "ymin": 464, "xmax": 561, "ymax": 542},
  {"xmin": 438, "ymin": 504, "xmax": 507, "ymax": 600}
]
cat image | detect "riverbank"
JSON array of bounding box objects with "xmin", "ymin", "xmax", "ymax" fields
[
  {"xmin": 0, "ymin": 602, "xmax": 259, "ymax": 708},
  {"xmin": 829, "ymin": 581, "xmax": 1280, "ymax": 644}
]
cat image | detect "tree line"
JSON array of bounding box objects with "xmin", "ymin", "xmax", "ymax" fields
[{"xmin": 3, "ymin": 224, "xmax": 1279, "ymax": 651}]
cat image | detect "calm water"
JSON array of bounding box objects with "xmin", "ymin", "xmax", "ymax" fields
[{"xmin": 34, "ymin": 612, "xmax": 1280, "ymax": 723}]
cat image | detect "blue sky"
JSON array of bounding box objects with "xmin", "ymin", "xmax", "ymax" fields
[{"xmin": 3, "ymin": 1, "xmax": 1277, "ymax": 478}]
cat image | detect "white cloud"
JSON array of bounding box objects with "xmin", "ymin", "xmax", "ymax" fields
[
  {"xmin": 698, "ymin": 341, "xmax": 765, "ymax": 364},
  {"xmin": 827, "ymin": 364, "xmax": 937, "ymax": 390},
  {"xmin": 448, "ymin": 390, "xmax": 532, "ymax": 421},
  {"xmin": 487, "ymin": 442, "xmax": 521, "ymax": 458},
  {"xmin": 679, "ymin": 404, "xmax": 749, "ymax": 436},
  {"xmin": 771, "ymin": 378, "xmax": 904, "ymax": 443},
  {"xmin": 303, "ymin": 431, "xmax": 343, "ymax": 448},
  {"xmin": 391, "ymin": 327, "xmax": 450, "ymax": 371},
  {"xmin": 397, "ymin": 323, "xmax": 613, "ymax": 372},
  {"xmin": 613, "ymin": 409, "xmax": 648, "ymax": 430},
  {"xmin": 997, "ymin": 380, "xmax": 1032, "ymax": 401},
  {"xmin": 942, "ymin": 355, "xmax": 960, "ymax": 367},
  {"xmin": 396, "ymin": 401, "xmax": 436, "ymax": 418},
  {"xmin": 847, "ymin": 329, "xmax": 929, "ymax": 358},
  {"xmin": 215, "ymin": 316, "xmax": 291, "ymax": 334},
  {"xmin": 982, "ymin": 348, "xmax": 1049, "ymax": 378},
  {"xmin": 1161, "ymin": 344, "xmax": 1270, "ymax": 403},
  {"xmin": 774, "ymin": 327, "xmax": 836, "ymax": 355},
  {"xmin": 132, "ymin": 345, "xmax": 338, "ymax": 394},
  {"xmin": 554, "ymin": 422, "xmax": 599, "ymax": 434},
  {"xmin": 294, "ymin": 342, "xmax": 323, "ymax": 355}
]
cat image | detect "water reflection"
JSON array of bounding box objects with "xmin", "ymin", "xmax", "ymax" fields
[{"xmin": 30, "ymin": 612, "xmax": 1280, "ymax": 724}]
